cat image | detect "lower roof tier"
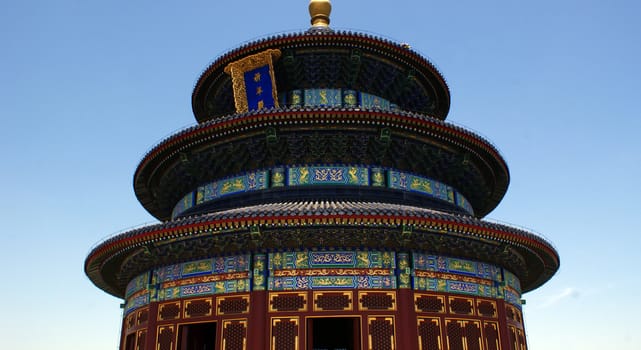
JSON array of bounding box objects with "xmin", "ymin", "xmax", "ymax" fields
[
  {"xmin": 85, "ymin": 200, "xmax": 559, "ymax": 299},
  {"xmin": 134, "ymin": 107, "xmax": 509, "ymax": 221}
]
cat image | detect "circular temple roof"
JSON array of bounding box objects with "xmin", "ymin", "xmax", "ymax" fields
[
  {"xmin": 192, "ymin": 30, "xmax": 450, "ymax": 123},
  {"xmin": 86, "ymin": 2, "xmax": 558, "ymax": 303},
  {"xmin": 85, "ymin": 200, "xmax": 559, "ymax": 298},
  {"xmin": 133, "ymin": 108, "xmax": 509, "ymax": 221}
]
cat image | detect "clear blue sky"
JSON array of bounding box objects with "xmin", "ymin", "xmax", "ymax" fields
[{"xmin": 1, "ymin": 1, "xmax": 640, "ymax": 349}]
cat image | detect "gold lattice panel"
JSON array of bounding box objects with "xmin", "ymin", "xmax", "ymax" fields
[
  {"xmin": 217, "ymin": 294, "xmax": 250, "ymax": 315},
  {"xmin": 367, "ymin": 316, "xmax": 395, "ymax": 350},
  {"xmin": 156, "ymin": 325, "xmax": 175, "ymax": 350},
  {"xmin": 158, "ymin": 301, "xmax": 181, "ymax": 321},
  {"xmin": 445, "ymin": 319, "xmax": 482, "ymax": 350},
  {"xmin": 358, "ymin": 291, "xmax": 396, "ymax": 311},
  {"xmin": 269, "ymin": 292, "xmax": 307, "ymax": 312},
  {"xmin": 313, "ymin": 291, "xmax": 353, "ymax": 312},
  {"xmin": 271, "ymin": 317, "xmax": 299, "ymax": 350},
  {"xmin": 184, "ymin": 297, "xmax": 213, "ymax": 318},
  {"xmin": 476, "ymin": 299, "xmax": 497, "ymax": 318},
  {"xmin": 448, "ymin": 296, "xmax": 475, "ymax": 316},
  {"xmin": 414, "ymin": 293, "xmax": 446, "ymax": 314},
  {"xmin": 417, "ymin": 317, "xmax": 443, "ymax": 350},
  {"xmin": 222, "ymin": 319, "xmax": 248, "ymax": 350}
]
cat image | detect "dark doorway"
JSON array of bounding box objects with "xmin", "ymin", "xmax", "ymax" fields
[
  {"xmin": 177, "ymin": 322, "xmax": 217, "ymax": 350},
  {"xmin": 307, "ymin": 317, "xmax": 360, "ymax": 350}
]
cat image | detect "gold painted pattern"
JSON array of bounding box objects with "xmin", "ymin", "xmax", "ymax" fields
[
  {"xmin": 273, "ymin": 268, "xmax": 391, "ymax": 277},
  {"xmin": 414, "ymin": 271, "xmax": 494, "ymax": 286},
  {"xmin": 161, "ymin": 272, "xmax": 249, "ymax": 289},
  {"xmin": 224, "ymin": 49, "xmax": 281, "ymax": 113}
]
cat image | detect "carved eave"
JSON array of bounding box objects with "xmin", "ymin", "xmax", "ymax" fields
[
  {"xmin": 85, "ymin": 200, "xmax": 559, "ymax": 298},
  {"xmin": 133, "ymin": 108, "xmax": 508, "ymax": 221},
  {"xmin": 192, "ymin": 31, "xmax": 450, "ymax": 122}
]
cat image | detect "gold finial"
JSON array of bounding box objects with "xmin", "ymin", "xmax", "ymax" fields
[{"xmin": 309, "ymin": 0, "xmax": 332, "ymax": 27}]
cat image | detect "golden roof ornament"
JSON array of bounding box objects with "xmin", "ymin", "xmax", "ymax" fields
[{"xmin": 309, "ymin": 0, "xmax": 332, "ymax": 27}]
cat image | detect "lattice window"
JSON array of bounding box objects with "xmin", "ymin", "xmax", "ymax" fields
[
  {"xmin": 368, "ymin": 317, "xmax": 395, "ymax": 350},
  {"xmin": 270, "ymin": 293, "xmax": 306, "ymax": 312},
  {"xmin": 360, "ymin": 292, "xmax": 395, "ymax": 310},
  {"xmin": 158, "ymin": 302, "xmax": 181, "ymax": 321},
  {"xmin": 271, "ymin": 318, "xmax": 298, "ymax": 350},
  {"xmin": 514, "ymin": 308, "xmax": 523, "ymax": 325},
  {"xmin": 415, "ymin": 294, "xmax": 445, "ymax": 313},
  {"xmin": 314, "ymin": 292, "xmax": 351, "ymax": 311},
  {"xmin": 446, "ymin": 320, "xmax": 465, "ymax": 350},
  {"xmin": 417, "ymin": 318, "xmax": 442, "ymax": 350},
  {"xmin": 517, "ymin": 328, "xmax": 527, "ymax": 350},
  {"xmin": 157, "ymin": 326, "xmax": 174, "ymax": 350},
  {"xmin": 218, "ymin": 296, "xmax": 250, "ymax": 315},
  {"xmin": 465, "ymin": 321, "xmax": 482, "ymax": 350},
  {"xmin": 136, "ymin": 330, "xmax": 146, "ymax": 350},
  {"xmin": 483, "ymin": 322, "xmax": 500, "ymax": 350},
  {"xmin": 185, "ymin": 298, "xmax": 212, "ymax": 318},
  {"xmin": 477, "ymin": 300, "xmax": 497, "ymax": 318},
  {"xmin": 506, "ymin": 305, "xmax": 516, "ymax": 322},
  {"xmin": 449, "ymin": 298, "xmax": 474, "ymax": 315},
  {"xmin": 509, "ymin": 326, "xmax": 518, "ymax": 350},
  {"xmin": 446, "ymin": 319, "xmax": 483, "ymax": 350},
  {"xmin": 223, "ymin": 320, "xmax": 247, "ymax": 350},
  {"xmin": 137, "ymin": 308, "xmax": 149, "ymax": 325},
  {"xmin": 126, "ymin": 314, "xmax": 136, "ymax": 330}
]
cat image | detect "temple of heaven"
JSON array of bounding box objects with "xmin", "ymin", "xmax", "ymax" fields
[{"xmin": 85, "ymin": 1, "xmax": 559, "ymax": 349}]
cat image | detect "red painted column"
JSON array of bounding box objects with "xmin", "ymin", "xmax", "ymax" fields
[
  {"xmin": 396, "ymin": 288, "xmax": 418, "ymax": 349},
  {"xmin": 396, "ymin": 252, "xmax": 417, "ymax": 349},
  {"xmin": 495, "ymin": 299, "xmax": 512, "ymax": 350},
  {"xmin": 247, "ymin": 290, "xmax": 267, "ymax": 349},
  {"xmin": 145, "ymin": 302, "xmax": 159, "ymax": 350}
]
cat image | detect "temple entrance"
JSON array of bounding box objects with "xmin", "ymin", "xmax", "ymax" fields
[
  {"xmin": 177, "ymin": 322, "xmax": 217, "ymax": 350},
  {"xmin": 307, "ymin": 317, "xmax": 360, "ymax": 350}
]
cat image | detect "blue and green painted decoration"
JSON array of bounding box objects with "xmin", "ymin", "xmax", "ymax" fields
[
  {"xmin": 172, "ymin": 167, "xmax": 473, "ymax": 219},
  {"xmin": 282, "ymin": 88, "xmax": 398, "ymax": 111},
  {"xmin": 123, "ymin": 251, "xmax": 522, "ymax": 315}
]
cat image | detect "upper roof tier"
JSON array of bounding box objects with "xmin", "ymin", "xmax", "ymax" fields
[{"xmin": 192, "ymin": 29, "xmax": 451, "ymax": 123}]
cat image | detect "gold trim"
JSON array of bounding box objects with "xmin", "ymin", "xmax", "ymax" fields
[
  {"xmin": 216, "ymin": 294, "xmax": 251, "ymax": 316},
  {"xmin": 268, "ymin": 291, "xmax": 308, "ymax": 312},
  {"xmin": 448, "ymin": 296, "xmax": 476, "ymax": 316},
  {"xmin": 414, "ymin": 293, "xmax": 446, "ymax": 314},
  {"xmin": 156, "ymin": 325, "xmax": 175, "ymax": 350},
  {"xmin": 445, "ymin": 318, "xmax": 482, "ymax": 350},
  {"xmin": 270, "ymin": 317, "xmax": 300, "ymax": 350},
  {"xmin": 312, "ymin": 291, "xmax": 353, "ymax": 312},
  {"xmin": 358, "ymin": 291, "xmax": 396, "ymax": 311},
  {"xmin": 183, "ymin": 297, "xmax": 213, "ymax": 318},
  {"xmin": 482, "ymin": 320, "xmax": 501, "ymax": 350},
  {"xmin": 136, "ymin": 329, "xmax": 147, "ymax": 350},
  {"xmin": 224, "ymin": 49, "xmax": 281, "ymax": 113},
  {"xmin": 417, "ymin": 317, "xmax": 442, "ymax": 350},
  {"xmin": 157, "ymin": 301, "xmax": 181, "ymax": 321},
  {"xmin": 476, "ymin": 299, "xmax": 498, "ymax": 318},
  {"xmin": 366, "ymin": 316, "xmax": 395, "ymax": 350},
  {"xmin": 222, "ymin": 319, "xmax": 248, "ymax": 350}
]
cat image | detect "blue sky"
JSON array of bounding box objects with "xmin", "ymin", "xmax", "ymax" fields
[{"xmin": 1, "ymin": 1, "xmax": 640, "ymax": 349}]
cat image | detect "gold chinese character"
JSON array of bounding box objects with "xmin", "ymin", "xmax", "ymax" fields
[
  {"xmin": 256, "ymin": 86, "xmax": 263, "ymax": 95},
  {"xmin": 254, "ymin": 72, "xmax": 261, "ymax": 82},
  {"xmin": 257, "ymin": 100, "xmax": 264, "ymax": 109}
]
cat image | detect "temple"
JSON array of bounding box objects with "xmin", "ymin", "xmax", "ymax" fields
[{"xmin": 85, "ymin": 1, "xmax": 559, "ymax": 349}]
